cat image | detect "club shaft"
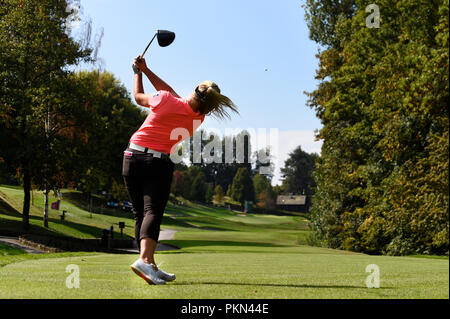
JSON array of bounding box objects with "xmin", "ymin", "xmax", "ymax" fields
[{"xmin": 141, "ymin": 33, "xmax": 157, "ymax": 58}]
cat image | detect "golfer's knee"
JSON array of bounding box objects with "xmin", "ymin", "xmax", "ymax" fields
[{"xmin": 140, "ymin": 233, "xmax": 159, "ymax": 243}]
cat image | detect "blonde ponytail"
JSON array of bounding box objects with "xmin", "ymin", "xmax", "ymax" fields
[{"xmin": 196, "ymin": 81, "xmax": 238, "ymax": 120}]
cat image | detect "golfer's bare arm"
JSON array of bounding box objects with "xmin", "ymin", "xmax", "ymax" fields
[
  {"xmin": 133, "ymin": 57, "xmax": 180, "ymax": 107},
  {"xmin": 133, "ymin": 73, "xmax": 149, "ymax": 106},
  {"xmin": 142, "ymin": 68, "xmax": 180, "ymax": 98}
]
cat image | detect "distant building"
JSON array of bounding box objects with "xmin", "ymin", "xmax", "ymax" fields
[{"xmin": 276, "ymin": 194, "xmax": 308, "ymax": 213}]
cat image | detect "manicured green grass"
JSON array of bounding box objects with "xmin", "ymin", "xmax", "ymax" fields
[
  {"xmin": 1, "ymin": 184, "xmax": 448, "ymax": 299},
  {"xmin": 0, "ymin": 243, "xmax": 27, "ymax": 256},
  {"xmin": 0, "ymin": 247, "xmax": 448, "ymax": 299}
]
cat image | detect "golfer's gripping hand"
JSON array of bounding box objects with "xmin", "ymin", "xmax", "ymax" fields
[{"xmin": 134, "ymin": 56, "xmax": 148, "ymax": 72}]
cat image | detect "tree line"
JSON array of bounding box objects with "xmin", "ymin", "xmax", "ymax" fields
[
  {"xmin": 304, "ymin": 0, "xmax": 448, "ymax": 255},
  {"xmin": 168, "ymin": 131, "xmax": 274, "ymax": 208},
  {"xmin": 164, "ymin": 131, "xmax": 318, "ymax": 211}
]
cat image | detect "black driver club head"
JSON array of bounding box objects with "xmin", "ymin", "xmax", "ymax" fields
[
  {"xmin": 156, "ymin": 30, "xmax": 176, "ymax": 47},
  {"xmin": 140, "ymin": 29, "xmax": 176, "ymax": 59},
  {"xmin": 135, "ymin": 29, "xmax": 175, "ymax": 68}
]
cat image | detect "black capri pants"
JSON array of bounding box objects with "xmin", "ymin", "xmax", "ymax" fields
[{"xmin": 122, "ymin": 147, "xmax": 174, "ymax": 249}]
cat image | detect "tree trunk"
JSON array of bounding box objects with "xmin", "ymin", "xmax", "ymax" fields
[
  {"xmin": 44, "ymin": 189, "xmax": 49, "ymax": 228},
  {"xmin": 22, "ymin": 165, "xmax": 31, "ymax": 232}
]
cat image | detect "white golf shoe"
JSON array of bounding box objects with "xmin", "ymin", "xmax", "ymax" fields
[
  {"xmin": 130, "ymin": 259, "xmax": 166, "ymax": 285},
  {"xmin": 156, "ymin": 268, "xmax": 176, "ymax": 282}
]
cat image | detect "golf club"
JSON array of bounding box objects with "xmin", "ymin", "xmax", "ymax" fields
[{"xmin": 133, "ymin": 30, "xmax": 175, "ymax": 72}]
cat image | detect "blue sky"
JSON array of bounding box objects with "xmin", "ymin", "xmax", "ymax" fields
[{"xmin": 76, "ymin": 0, "xmax": 323, "ymax": 185}]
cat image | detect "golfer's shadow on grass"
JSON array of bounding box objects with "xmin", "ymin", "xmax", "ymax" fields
[{"xmin": 174, "ymin": 281, "xmax": 391, "ymax": 289}]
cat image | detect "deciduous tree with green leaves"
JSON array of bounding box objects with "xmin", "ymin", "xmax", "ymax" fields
[
  {"xmin": 305, "ymin": 0, "xmax": 449, "ymax": 255},
  {"xmin": 0, "ymin": 0, "xmax": 92, "ymax": 229},
  {"xmin": 71, "ymin": 71, "xmax": 146, "ymax": 197},
  {"xmin": 280, "ymin": 146, "xmax": 319, "ymax": 196}
]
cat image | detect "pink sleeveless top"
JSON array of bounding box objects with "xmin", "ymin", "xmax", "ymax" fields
[{"xmin": 129, "ymin": 90, "xmax": 205, "ymax": 154}]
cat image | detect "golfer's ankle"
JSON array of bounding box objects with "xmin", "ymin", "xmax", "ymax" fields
[{"xmin": 141, "ymin": 257, "xmax": 156, "ymax": 266}]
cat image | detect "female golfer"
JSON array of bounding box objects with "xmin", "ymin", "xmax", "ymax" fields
[{"xmin": 124, "ymin": 56, "xmax": 238, "ymax": 285}]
